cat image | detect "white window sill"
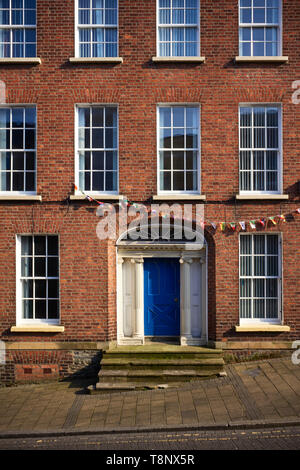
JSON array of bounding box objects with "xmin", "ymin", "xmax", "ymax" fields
[
  {"xmin": 235, "ymin": 56, "xmax": 289, "ymax": 63},
  {"xmin": 11, "ymin": 325, "xmax": 65, "ymax": 333},
  {"xmin": 69, "ymin": 57, "xmax": 123, "ymax": 64},
  {"xmin": 153, "ymin": 194, "xmax": 206, "ymax": 201},
  {"xmin": 0, "ymin": 57, "xmax": 41, "ymax": 64},
  {"xmin": 152, "ymin": 56, "xmax": 205, "ymax": 63},
  {"xmin": 0, "ymin": 195, "xmax": 42, "ymax": 201},
  {"xmin": 236, "ymin": 194, "xmax": 289, "ymax": 201},
  {"xmin": 235, "ymin": 325, "xmax": 290, "ymax": 333},
  {"xmin": 70, "ymin": 194, "xmax": 125, "ymax": 201}
]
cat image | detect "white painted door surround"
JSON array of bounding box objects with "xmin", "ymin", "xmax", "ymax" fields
[{"xmin": 116, "ymin": 242, "xmax": 207, "ymax": 346}]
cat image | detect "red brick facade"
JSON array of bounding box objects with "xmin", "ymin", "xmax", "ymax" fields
[{"xmin": 0, "ymin": 0, "xmax": 299, "ymax": 383}]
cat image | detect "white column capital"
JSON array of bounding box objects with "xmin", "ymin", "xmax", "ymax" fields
[
  {"xmin": 117, "ymin": 257, "xmax": 124, "ymax": 265},
  {"xmin": 179, "ymin": 257, "xmax": 193, "ymax": 264},
  {"xmin": 130, "ymin": 257, "xmax": 144, "ymax": 264}
]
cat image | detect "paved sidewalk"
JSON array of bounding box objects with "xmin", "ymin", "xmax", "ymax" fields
[{"xmin": 0, "ymin": 357, "xmax": 300, "ymax": 436}]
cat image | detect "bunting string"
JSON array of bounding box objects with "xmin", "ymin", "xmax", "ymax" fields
[{"xmin": 73, "ymin": 186, "xmax": 300, "ymax": 233}]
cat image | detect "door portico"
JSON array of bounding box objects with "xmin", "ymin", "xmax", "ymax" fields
[{"xmin": 117, "ymin": 242, "xmax": 207, "ymax": 346}]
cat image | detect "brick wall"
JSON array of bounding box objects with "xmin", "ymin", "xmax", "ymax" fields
[{"xmin": 0, "ymin": 0, "xmax": 299, "ymax": 372}]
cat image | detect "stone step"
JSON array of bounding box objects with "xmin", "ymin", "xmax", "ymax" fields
[
  {"xmin": 98, "ymin": 368, "xmax": 222, "ymax": 384},
  {"xmin": 101, "ymin": 358, "xmax": 225, "ymax": 367},
  {"xmin": 102, "ymin": 352, "xmax": 223, "ymax": 361},
  {"xmin": 99, "ymin": 360, "xmax": 224, "ymax": 373},
  {"xmin": 88, "ymin": 382, "xmax": 185, "ymax": 394}
]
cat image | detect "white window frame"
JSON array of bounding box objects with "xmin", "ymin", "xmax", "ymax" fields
[
  {"xmin": 74, "ymin": 104, "xmax": 119, "ymax": 195},
  {"xmin": 156, "ymin": 0, "xmax": 200, "ymax": 58},
  {"xmin": 239, "ymin": 233, "xmax": 282, "ymax": 325},
  {"xmin": 238, "ymin": 0, "xmax": 282, "ymax": 57},
  {"xmin": 74, "ymin": 0, "xmax": 119, "ymax": 58},
  {"xmin": 0, "ymin": 104, "xmax": 37, "ymax": 195},
  {"xmin": 0, "ymin": 0, "xmax": 37, "ymax": 58},
  {"xmin": 16, "ymin": 234, "xmax": 60, "ymax": 326},
  {"xmin": 157, "ymin": 103, "xmax": 201, "ymax": 195},
  {"xmin": 239, "ymin": 103, "xmax": 282, "ymax": 195}
]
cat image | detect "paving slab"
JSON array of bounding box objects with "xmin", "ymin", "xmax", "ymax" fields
[{"xmin": 0, "ymin": 358, "xmax": 300, "ymax": 437}]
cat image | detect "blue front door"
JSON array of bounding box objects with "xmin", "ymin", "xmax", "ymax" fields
[{"xmin": 144, "ymin": 258, "xmax": 180, "ymax": 336}]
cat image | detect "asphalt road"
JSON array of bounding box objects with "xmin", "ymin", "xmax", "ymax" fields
[{"xmin": 0, "ymin": 426, "xmax": 300, "ymax": 451}]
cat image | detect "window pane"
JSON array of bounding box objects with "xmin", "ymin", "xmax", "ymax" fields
[
  {"xmin": 92, "ymin": 128, "xmax": 103, "ymax": 148},
  {"xmin": 266, "ymin": 299, "xmax": 278, "ymax": 318},
  {"xmin": 160, "ymin": 107, "xmax": 171, "ymax": 128},
  {"xmin": 48, "ymin": 279, "xmax": 59, "ymax": 298},
  {"xmin": 267, "ymin": 235, "xmax": 278, "ymax": 254},
  {"xmin": 35, "ymin": 279, "xmax": 46, "ymax": 298},
  {"xmin": 92, "ymin": 107, "xmax": 103, "ymax": 127},
  {"xmin": 186, "ymin": 171, "xmax": 197, "ymax": 190},
  {"xmin": 105, "ymin": 107, "xmax": 117, "ymax": 127},
  {"xmin": 0, "ymin": 152, "xmax": 11, "ymax": 170},
  {"xmin": 25, "ymin": 171, "xmax": 34, "ymax": 191},
  {"xmin": 172, "ymin": 9, "xmax": 184, "ymax": 24},
  {"xmin": 92, "ymin": 151, "xmax": 104, "ymax": 170},
  {"xmin": 160, "ymin": 128, "xmax": 171, "ymax": 148},
  {"xmin": 173, "ymin": 151, "xmax": 184, "ymax": 170},
  {"xmin": 79, "ymin": 9, "xmax": 90, "ymax": 24},
  {"xmin": 254, "ymin": 256, "xmax": 265, "ymax": 276},
  {"xmin": 159, "ymin": 9, "xmax": 171, "ymax": 24},
  {"xmin": 253, "ymin": 8, "xmax": 265, "ymax": 23},
  {"xmin": 173, "ymin": 107, "xmax": 184, "ymax": 127},
  {"xmin": 34, "ymin": 257, "xmax": 46, "ymax": 277},
  {"xmin": 21, "ymin": 257, "xmax": 32, "ymax": 276},
  {"xmin": 240, "ymin": 299, "xmax": 251, "ymax": 318},
  {"xmin": 12, "ymin": 108, "xmax": 23, "ymax": 128},
  {"xmin": 13, "ymin": 152, "xmax": 24, "ymax": 170},
  {"xmin": 12, "ymin": 171, "xmax": 24, "ymax": 190},
  {"xmin": 21, "ymin": 236, "xmax": 32, "ymax": 255},
  {"xmin": 48, "ymin": 300, "xmax": 59, "ymax": 319},
  {"xmin": 240, "ymin": 278, "xmax": 251, "ymax": 298},
  {"xmin": 0, "ymin": 108, "xmax": 10, "ymax": 128},
  {"xmin": 186, "ymin": 9, "xmax": 197, "ymax": 24},
  {"xmin": 25, "ymin": 152, "xmax": 35, "ymax": 170},
  {"xmin": 267, "ymin": 107, "xmax": 278, "ymax": 126},
  {"xmin": 253, "ymin": 279, "xmax": 264, "ymax": 297},
  {"xmin": 240, "ymin": 256, "xmax": 252, "ymax": 276},
  {"xmin": 173, "ymin": 128, "xmax": 184, "ymax": 148},
  {"xmin": 160, "ymin": 151, "xmax": 171, "ymax": 170},
  {"xmin": 92, "ymin": 171, "xmax": 104, "ymax": 191},
  {"xmin": 267, "ymin": 8, "xmax": 278, "ymax": 23},
  {"xmin": 186, "ymin": 151, "xmax": 197, "ymax": 169},
  {"xmin": 35, "ymin": 300, "xmax": 46, "ymax": 319},
  {"xmin": 241, "ymin": 9, "xmax": 251, "ymax": 23},
  {"xmin": 267, "ymin": 256, "xmax": 278, "ymax": 276},
  {"xmin": 161, "ymin": 171, "xmax": 171, "ymax": 190},
  {"xmin": 173, "ymin": 171, "xmax": 184, "ymax": 190},
  {"xmin": 240, "ymin": 107, "xmax": 252, "ymax": 127},
  {"xmin": 34, "ymin": 236, "xmax": 46, "ymax": 255},
  {"xmin": 78, "ymin": 107, "xmax": 90, "ymax": 127},
  {"xmin": 48, "ymin": 236, "xmax": 58, "ymax": 255},
  {"xmin": 23, "ymin": 299, "xmax": 33, "ymax": 319},
  {"xmin": 240, "ymin": 235, "xmax": 252, "ymax": 254},
  {"xmin": 253, "ymin": 299, "xmax": 265, "ymax": 318},
  {"xmin": 48, "ymin": 257, "xmax": 58, "ymax": 277},
  {"xmin": 266, "ymin": 278, "xmax": 277, "ymax": 297}
]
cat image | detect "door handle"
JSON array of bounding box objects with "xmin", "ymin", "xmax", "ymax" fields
[{"xmin": 174, "ymin": 298, "xmax": 178, "ymax": 302}]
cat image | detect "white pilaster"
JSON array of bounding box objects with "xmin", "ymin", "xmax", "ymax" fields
[
  {"xmin": 130, "ymin": 258, "xmax": 144, "ymax": 344},
  {"xmin": 117, "ymin": 257, "xmax": 124, "ymax": 343},
  {"xmin": 179, "ymin": 257, "xmax": 193, "ymax": 346}
]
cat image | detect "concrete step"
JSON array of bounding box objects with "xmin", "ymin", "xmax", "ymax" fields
[
  {"xmin": 88, "ymin": 382, "xmax": 187, "ymax": 394},
  {"xmin": 98, "ymin": 368, "xmax": 222, "ymax": 384},
  {"xmin": 100, "ymin": 358, "xmax": 225, "ymax": 368}
]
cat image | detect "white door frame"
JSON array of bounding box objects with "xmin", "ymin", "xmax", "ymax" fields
[{"xmin": 116, "ymin": 242, "xmax": 208, "ymax": 346}]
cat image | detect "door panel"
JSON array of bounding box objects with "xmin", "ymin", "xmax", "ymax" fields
[{"xmin": 144, "ymin": 258, "xmax": 180, "ymax": 336}]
